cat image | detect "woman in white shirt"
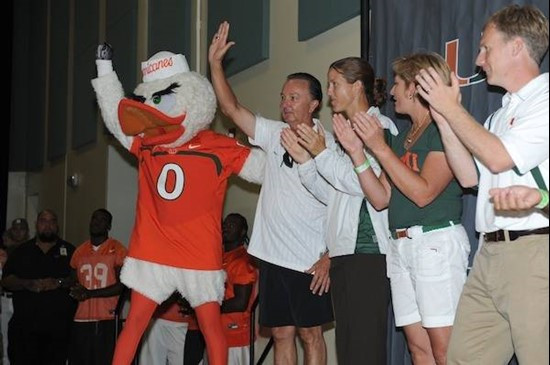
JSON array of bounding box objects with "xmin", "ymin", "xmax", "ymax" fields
[{"xmin": 281, "ymin": 57, "xmax": 397, "ymax": 364}]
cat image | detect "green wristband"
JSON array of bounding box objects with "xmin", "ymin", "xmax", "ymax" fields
[
  {"xmin": 536, "ymin": 189, "xmax": 549, "ymax": 209},
  {"xmin": 354, "ymin": 159, "xmax": 371, "ymax": 174}
]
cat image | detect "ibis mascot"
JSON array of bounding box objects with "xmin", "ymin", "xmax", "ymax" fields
[{"xmin": 92, "ymin": 44, "xmax": 263, "ymax": 364}]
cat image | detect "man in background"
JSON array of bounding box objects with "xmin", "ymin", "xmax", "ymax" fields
[
  {"xmin": 2, "ymin": 219, "xmax": 30, "ymax": 255},
  {"xmin": 139, "ymin": 293, "xmax": 190, "ymax": 365},
  {"xmin": 1, "ymin": 209, "xmax": 76, "ymax": 364},
  {"xmin": 0, "ymin": 218, "xmax": 30, "ymax": 365},
  {"xmin": 68, "ymin": 209, "xmax": 126, "ymax": 365},
  {"xmin": 218, "ymin": 213, "xmax": 257, "ymax": 364}
]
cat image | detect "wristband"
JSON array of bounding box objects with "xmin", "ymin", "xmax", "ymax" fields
[
  {"xmin": 536, "ymin": 189, "xmax": 549, "ymax": 209},
  {"xmin": 353, "ymin": 160, "xmax": 371, "ymax": 174},
  {"xmin": 96, "ymin": 59, "xmax": 113, "ymax": 77}
]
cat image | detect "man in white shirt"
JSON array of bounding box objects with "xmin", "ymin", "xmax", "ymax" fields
[
  {"xmin": 209, "ymin": 22, "xmax": 334, "ymax": 364},
  {"xmin": 416, "ymin": 5, "xmax": 549, "ymax": 364}
]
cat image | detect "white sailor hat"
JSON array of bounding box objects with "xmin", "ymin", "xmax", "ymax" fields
[{"xmin": 141, "ymin": 51, "xmax": 190, "ymax": 83}]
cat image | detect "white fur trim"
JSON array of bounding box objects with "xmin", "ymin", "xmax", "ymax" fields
[
  {"xmin": 142, "ymin": 52, "xmax": 190, "ymax": 83},
  {"xmin": 91, "ymin": 72, "xmax": 133, "ymax": 150},
  {"xmin": 120, "ymin": 257, "xmax": 225, "ymax": 307},
  {"xmin": 238, "ymin": 147, "xmax": 265, "ymax": 184}
]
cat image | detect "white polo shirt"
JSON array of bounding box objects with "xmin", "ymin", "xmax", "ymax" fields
[
  {"xmin": 476, "ymin": 73, "xmax": 549, "ymax": 233},
  {"xmin": 247, "ymin": 116, "xmax": 336, "ymax": 272}
]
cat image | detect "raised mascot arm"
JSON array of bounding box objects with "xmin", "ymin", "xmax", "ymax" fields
[{"xmin": 91, "ymin": 43, "xmax": 134, "ymax": 150}]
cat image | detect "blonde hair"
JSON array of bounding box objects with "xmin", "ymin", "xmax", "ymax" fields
[
  {"xmin": 485, "ymin": 5, "xmax": 549, "ymax": 64},
  {"xmin": 392, "ymin": 53, "xmax": 451, "ymax": 88}
]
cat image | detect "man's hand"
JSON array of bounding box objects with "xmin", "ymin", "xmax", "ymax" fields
[
  {"xmin": 305, "ymin": 253, "xmax": 330, "ymax": 295},
  {"xmin": 296, "ymin": 124, "xmax": 326, "ymax": 157},
  {"xmin": 70, "ymin": 284, "xmax": 90, "ymax": 301},
  {"xmin": 281, "ymin": 128, "xmax": 311, "ymax": 164},
  {"xmin": 208, "ymin": 21, "xmax": 235, "ymax": 67},
  {"xmin": 40, "ymin": 278, "xmax": 61, "ymax": 291},
  {"xmin": 176, "ymin": 294, "xmax": 194, "ymax": 315},
  {"xmin": 489, "ymin": 185, "xmax": 544, "ymax": 211},
  {"xmin": 25, "ymin": 278, "xmax": 60, "ymax": 293},
  {"xmin": 23, "ymin": 279, "xmax": 42, "ymax": 293}
]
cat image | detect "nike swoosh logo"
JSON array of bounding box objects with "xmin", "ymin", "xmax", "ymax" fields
[{"xmin": 188, "ymin": 144, "xmax": 201, "ymax": 149}]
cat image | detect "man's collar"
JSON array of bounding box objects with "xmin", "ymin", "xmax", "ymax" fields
[
  {"xmin": 312, "ymin": 118, "xmax": 323, "ymax": 132},
  {"xmin": 502, "ymin": 72, "xmax": 549, "ymax": 107}
]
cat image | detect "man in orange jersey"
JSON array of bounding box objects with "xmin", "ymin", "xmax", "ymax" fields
[
  {"xmin": 201, "ymin": 214, "xmax": 257, "ymax": 365},
  {"xmin": 68, "ymin": 209, "xmax": 127, "ymax": 365},
  {"xmin": 219, "ymin": 213, "xmax": 257, "ymax": 364},
  {"xmin": 139, "ymin": 293, "xmax": 192, "ymax": 365},
  {"xmin": 180, "ymin": 297, "xmax": 206, "ymax": 364}
]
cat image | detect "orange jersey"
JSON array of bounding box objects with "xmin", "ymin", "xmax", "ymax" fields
[
  {"xmin": 128, "ymin": 130, "xmax": 250, "ymax": 270},
  {"xmin": 70, "ymin": 238, "xmax": 127, "ymax": 321},
  {"xmin": 222, "ymin": 246, "xmax": 257, "ymax": 347},
  {"xmin": 154, "ymin": 300, "xmax": 187, "ymax": 323}
]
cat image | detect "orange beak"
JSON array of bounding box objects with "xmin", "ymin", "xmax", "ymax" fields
[{"xmin": 118, "ymin": 98, "xmax": 186, "ymax": 144}]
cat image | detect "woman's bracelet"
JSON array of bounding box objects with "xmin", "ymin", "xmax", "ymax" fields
[
  {"xmin": 353, "ymin": 160, "xmax": 371, "ymax": 174},
  {"xmin": 536, "ymin": 189, "xmax": 549, "ymax": 209}
]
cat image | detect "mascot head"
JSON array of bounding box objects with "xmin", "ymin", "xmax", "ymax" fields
[{"xmin": 118, "ymin": 51, "xmax": 216, "ymax": 147}]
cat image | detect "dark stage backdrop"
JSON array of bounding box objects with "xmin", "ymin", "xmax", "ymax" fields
[
  {"xmin": 2, "ymin": 0, "xmax": 14, "ymax": 238},
  {"xmin": 368, "ymin": 1, "xmax": 549, "ymax": 364}
]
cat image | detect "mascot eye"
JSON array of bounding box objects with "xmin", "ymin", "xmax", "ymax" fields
[{"xmin": 151, "ymin": 93, "xmax": 176, "ymax": 114}]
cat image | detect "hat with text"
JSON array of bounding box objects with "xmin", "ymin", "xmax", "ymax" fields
[{"xmin": 141, "ymin": 51, "xmax": 190, "ymax": 83}]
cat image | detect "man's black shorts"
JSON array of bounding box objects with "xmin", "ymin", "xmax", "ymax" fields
[{"xmin": 258, "ymin": 260, "xmax": 334, "ymax": 328}]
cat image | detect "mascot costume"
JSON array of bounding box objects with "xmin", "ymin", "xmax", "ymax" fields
[{"xmin": 92, "ymin": 44, "xmax": 263, "ymax": 365}]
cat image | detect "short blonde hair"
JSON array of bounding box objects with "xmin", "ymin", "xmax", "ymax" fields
[
  {"xmin": 392, "ymin": 52, "xmax": 451, "ymax": 87},
  {"xmin": 486, "ymin": 5, "xmax": 549, "ymax": 64},
  {"xmin": 392, "ymin": 53, "xmax": 451, "ymax": 107}
]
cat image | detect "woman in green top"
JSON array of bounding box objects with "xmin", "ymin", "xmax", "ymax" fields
[{"xmin": 334, "ymin": 53, "xmax": 470, "ymax": 365}]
